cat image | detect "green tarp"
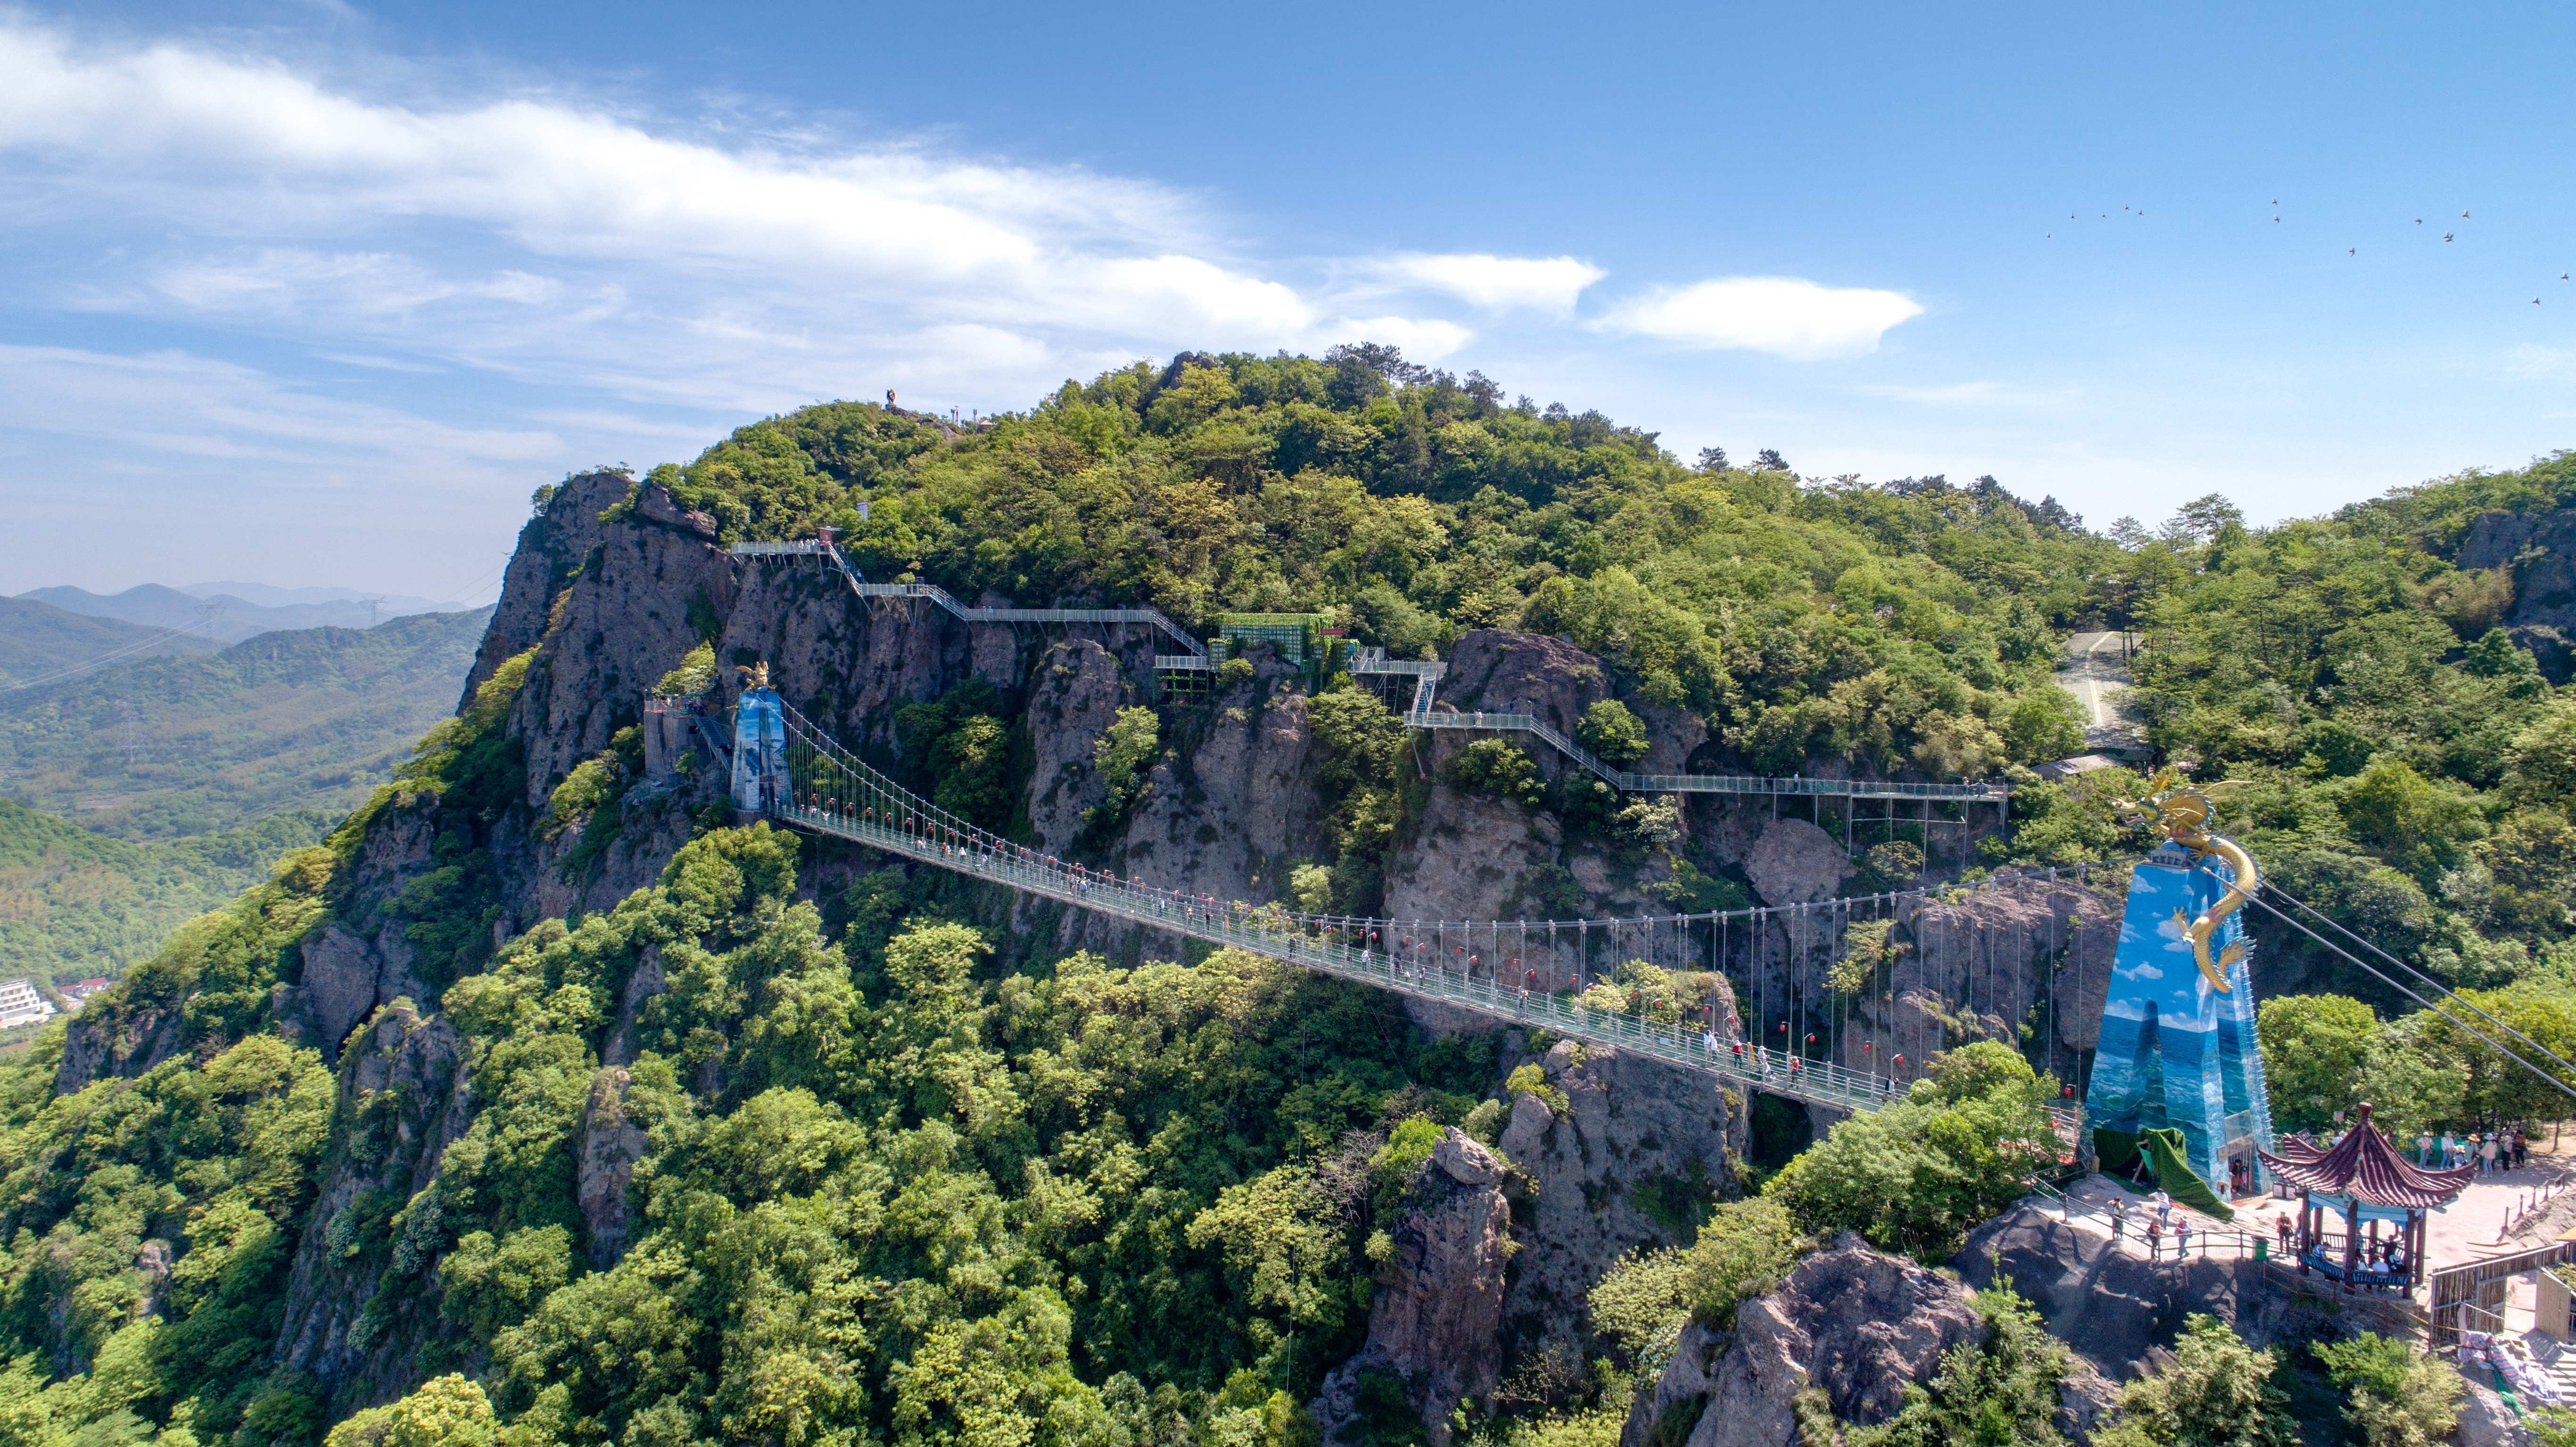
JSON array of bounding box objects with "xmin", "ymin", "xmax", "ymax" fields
[{"xmin": 2093, "ymin": 1126, "xmax": 2233, "ymax": 1221}]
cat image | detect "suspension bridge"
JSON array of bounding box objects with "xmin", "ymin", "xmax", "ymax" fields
[{"xmin": 729, "ymin": 689, "xmax": 2089, "ymax": 1125}]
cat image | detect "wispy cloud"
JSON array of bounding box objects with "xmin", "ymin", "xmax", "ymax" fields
[
  {"xmin": 1605, "ymin": 276, "xmax": 1924, "ymax": 360},
  {"xmin": 1378, "ymin": 254, "xmax": 1604, "ymax": 314}
]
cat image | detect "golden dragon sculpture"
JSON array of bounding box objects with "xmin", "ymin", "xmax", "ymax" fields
[{"xmin": 2120, "ymin": 768, "xmax": 2256, "ymax": 993}]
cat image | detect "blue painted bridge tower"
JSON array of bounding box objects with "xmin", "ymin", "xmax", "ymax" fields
[{"xmin": 2083, "ymin": 840, "xmax": 2277, "ymax": 1198}]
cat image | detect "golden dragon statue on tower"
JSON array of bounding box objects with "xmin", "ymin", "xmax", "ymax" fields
[{"xmin": 2120, "ymin": 768, "xmax": 2256, "ymax": 993}]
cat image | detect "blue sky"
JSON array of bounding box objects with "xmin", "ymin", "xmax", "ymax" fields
[{"xmin": 5, "ymin": 1, "xmax": 2575, "ymax": 600}]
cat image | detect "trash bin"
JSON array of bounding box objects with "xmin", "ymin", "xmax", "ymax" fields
[{"xmin": 2253, "ymin": 1237, "xmax": 2268, "ymax": 1262}]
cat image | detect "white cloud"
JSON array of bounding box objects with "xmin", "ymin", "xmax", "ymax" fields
[
  {"xmin": 1607, "ymin": 276, "xmax": 1924, "ymax": 360},
  {"xmin": 1381, "ymin": 254, "xmax": 1604, "ymax": 313}
]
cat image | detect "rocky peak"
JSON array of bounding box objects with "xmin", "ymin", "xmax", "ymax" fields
[
  {"xmin": 1497, "ymin": 1040, "xmax": 1745, "ymax": 1372},
  {"xmin": 1625, "ymin": 1234, "xmax": 1985, "ymax": 1447}
]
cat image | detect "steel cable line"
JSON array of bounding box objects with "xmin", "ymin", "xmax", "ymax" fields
[
  {"xmin": 2263, "ymin": 882, "xmax": 2576, "ymax": 1087},
  {"xmin": 2244, "ymin": 896, "xmax": 2576, "ymax": 1110},
  {"xmin": 0, "ymin": 622, "xmax": 210, "ymax": 693}
]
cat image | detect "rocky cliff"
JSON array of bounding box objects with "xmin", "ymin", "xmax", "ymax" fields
[
  {"xmin": 1317, "ymin": 1130, "xmax": 1515, "ymax": 1447},
  {"xmin": 1619, "ymin": 1235, "xmax": 1987, "ymax": 1447},
  {"xmin": 1499, "ymin": 1039, "xmax": 1748, "ymax": 1370}
]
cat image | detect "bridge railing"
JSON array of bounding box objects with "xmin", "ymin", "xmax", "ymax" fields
[
  {"xmin": 731, "ymin": 543, "xmax": 1209, "ymax": 658},
  {"xmin": 765, "ymin": 697, "xmax": 2078, "ymax": 1131}
]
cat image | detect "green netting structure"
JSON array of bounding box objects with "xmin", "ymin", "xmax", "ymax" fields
[{"xmin": 1216, "ymin": 613, "xmax": 1330, "ymax": 664}]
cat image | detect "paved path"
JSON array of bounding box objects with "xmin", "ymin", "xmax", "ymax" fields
[
  {"xmin": 2054, "ymin": 1143, "xmax": 2576, "ymax": 1288},
  {"xmin": 2058, "ymin": 631, "xmax": 2142, "ymax": 753}
]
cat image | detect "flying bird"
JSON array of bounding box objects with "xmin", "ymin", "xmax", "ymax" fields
[
  {"xmin": 2349, "ymin": 247, "xmax": 2356, "ymax": 255},
  {"xmin": 2445, "ymin": 233, "xmax": 2454, "ymax": 242},
  {"xmin": 2562, "ymin": 273, "xmax": 2568, "ymax": 280},
  {"xmin": 2464, "ymin": 209, "xmax": 2472, "ymax": 218}
]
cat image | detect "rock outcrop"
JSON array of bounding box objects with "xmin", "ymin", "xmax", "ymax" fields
[
  {"xmin": 272, "ymin": 1003, "xmax": 474, "ymax": 1414},
  {"xmin": 1025, "ymin": 639, "xmax": 1131, "ymax": 855},
  {"xmin": 576, "ymin": 1067, "xmax": 650, "ymax": 1269},
  {"xmin": 2457, "ymin": 508, "xmax": 2576, "ymax": 680},
  {"xmin": 53, "ymin": 1002, "xmax": 185, "ymax": 1095},
  {"xmin": 1957, "ymin": 1201, "xmax": 2363, "ymax": 1381},
  {"xmin": 1496, "ymin": 1040, "xmax": 1746, "ymax": 1368},
  {"xmin": 1317, "ymin": 1130, "xmax": 1513, "ymax": 1447},
  {"xmin": 1623, "ymin": 1234, "xmax": 1984, "ymax": 1447},
  {"xmin": 1741, "ymin": 819, "xmax": 1852, "ymax": 906},
  {"xmin": 281, "ymin": 924, "xmax": 432, "ymax": 1064}
]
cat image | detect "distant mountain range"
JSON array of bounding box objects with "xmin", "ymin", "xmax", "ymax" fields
[
  {"xmin": 0, "ymin": 607, "xmax": 491, "ymax": 839},
  {"xmin": 16, "ymin": 582, "xmax": 478, "ymax": 645}
]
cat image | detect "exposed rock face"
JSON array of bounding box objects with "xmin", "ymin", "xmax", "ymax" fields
[
  {"xmin": 2457, "ymin": 508, "xmax": 2576, "ymax": 680},
  {"xmin": 272, "ymin": 1004, "xmax": 474, "ymax": 1414},
  {"xmin": 1496, "ymin": 1040, "xmax": 1746, "ymax": 1368},
  {"xmin": 1438, "ymin": 631, "xmax": 1611, "ymax": 759},
  {"xmin": 2454, "ymin": 1380, "xmax": 2518, "ymax": 1447},
  {"xmin": 284, "ymin": 924, "xmax": 432, "ymax": 1064},
  {"xmin": 1957, "ymin": 1201, "xmax": 2362, "ymax": 1381},
  {"xmin": 53, "ymin": 1003, "xmax": 185, "ymax": 1095},
  {"xmin": 1317, "ymin": 1130, "xmax": 1513, "ymax": 1447},
  {"xmin": 1383, "ymin": 785, "xmax": 1562, "ymax": 925},
  {"xmin": 603, "ymin": 945, "xmax": 667, "ymax": 1068},
  {"xmin": 633, "ymin": 482, "xmax": 717, "ymax": 538},
  {"xmin": 1741, "ymin": 819, "xmax": 1852, "ymax": 906},
  {"xmin": 1097, "ymin": 664, "xmax": 1326, "ymax": 944},
  {"xmin": 577, "ymin": 1068, "xmax": 650, "ymax": 1269},
  {"xmin": 1626, "ymin": 1234, "xmax": 1984, "ymax": 1447},
  {"xmin": 1025, "ymin": 640, "xmax": 1130, "ymax": 855}
]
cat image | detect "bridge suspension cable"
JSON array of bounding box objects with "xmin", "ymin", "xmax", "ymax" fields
[
  {"xmin": 2244, "ymin": 895, "xmax": 2576, "ymax": 1110},
  {"xmin": 2260, "ymin": 882, "xmax": 2576, "ymax": 1088}
]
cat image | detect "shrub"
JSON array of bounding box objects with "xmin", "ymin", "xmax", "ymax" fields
[
  {"xmin": 1577, "ymin": 699, "xmax": 1651, "ymax": 765},
  {"xmin": 1445, "ymin": 738, "xmax": 1543, "ymax": 804}
]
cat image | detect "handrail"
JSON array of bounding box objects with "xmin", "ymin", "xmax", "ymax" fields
[{"xmin": 1410, "ymin": 710, "xmax": 2011, "ymax": 802}]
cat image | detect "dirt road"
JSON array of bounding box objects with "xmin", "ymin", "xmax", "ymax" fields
[{"xmin": 2058, "ymin": 631, "xmax": 2141, "ymax": 752}]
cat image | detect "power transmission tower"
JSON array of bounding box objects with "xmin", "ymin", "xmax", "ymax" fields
[
  {"xmin": 192, "ymin": 600, "xmax": 224, "ymax": 652},
  {"xmin": 359, "ymin": 596, "xmax": 387, "ymax": 629}
]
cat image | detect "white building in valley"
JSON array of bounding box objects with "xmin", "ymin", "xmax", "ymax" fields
[{"xmin": 0, "ymin": 980, "xmax": 56, "ymax": 1028}]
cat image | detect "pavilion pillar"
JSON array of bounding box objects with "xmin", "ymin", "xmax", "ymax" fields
[{"xmin": 2343, "ymin": 1198, "xmax": 2359, "ymax": 1293}]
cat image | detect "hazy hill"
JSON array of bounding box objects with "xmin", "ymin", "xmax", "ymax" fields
[
  {"xmin": 0, "ymin": 596, "xmax": 215, "ymax": 690},
  {"xmin": 0, "ymin": 607, "xmax": 490, "ymax": 839},
  {"xmin": 18, "ymin": 582, "xmax": 465, "ymax": 641},
  {"xmin": 0, "ymin": 798, "xmax": 326, "ymax": 985}
]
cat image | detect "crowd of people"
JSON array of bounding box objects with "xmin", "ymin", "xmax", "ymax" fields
[{"xmin": 2411, "ymin": 1126, "xmax": 2531, "ymax": 1172}]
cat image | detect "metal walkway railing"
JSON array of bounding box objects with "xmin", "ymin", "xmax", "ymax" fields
[
  {"xmin": 761, "ymin": 696, "xmax": 2075, "ymax": 1130},
  {"xmin": 1409, "ymin": 710, "xmax": 2011, "ymax": 804},
  {"xmin": 731, "ymin": 540, "xmax": 1207, "ymax": 658}
]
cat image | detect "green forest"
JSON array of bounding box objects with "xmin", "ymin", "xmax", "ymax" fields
[
  {"xmin": 0, "ymin": 347, "xmax": 2572, "ymax": 1444},
  {"xmin": 0, "ymin": 800, "xmax": 329, "ymax": 987}
]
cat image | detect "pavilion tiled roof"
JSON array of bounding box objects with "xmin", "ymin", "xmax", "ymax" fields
[{"xmin": 2255, "ymin": 1104, "xmax": 2476, "ymax": 1209}]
